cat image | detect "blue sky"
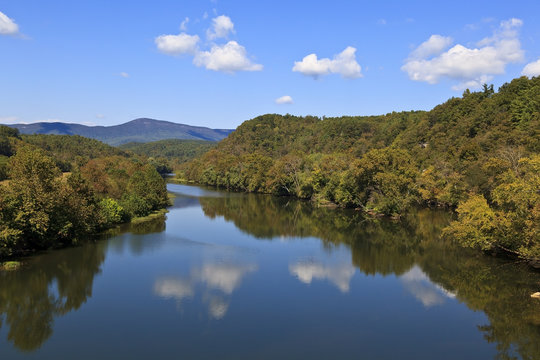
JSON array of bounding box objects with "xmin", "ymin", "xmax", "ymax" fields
[{"xmin": 1, "ymin": 0, "xmax": 540, "ymax": 129}]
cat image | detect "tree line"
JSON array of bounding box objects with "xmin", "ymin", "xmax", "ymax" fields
[
  {"xmin": 0, "ymin": 130, "xmax": 169, "ymax": 258},
  {"xmin": 120, "ymin": 138, "xmax": 216, "ymax": 172},
  {"xmin": 181, "ymin": 76, "xmax": 539, "ymax": 261}
]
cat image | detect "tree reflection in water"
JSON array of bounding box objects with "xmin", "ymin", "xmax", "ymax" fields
[
  {"xmin": 1, "ymin": 191, "xmax": 539, "ymax": 359},
  {"xmin": 199, "ymin": 193, "xmax": 540, "ymax": 360},
  {"xmin": 0, "ymin": 215, "xmax": 167, "ymax": 352},
  {"xmin": 0, "ymin": 242, "xmax": 106, "ymax": 351}
]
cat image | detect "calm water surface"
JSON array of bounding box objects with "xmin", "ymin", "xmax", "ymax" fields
[{"xmin": 1, "ymin": 184, "xmax": 539, "ymax": 359}]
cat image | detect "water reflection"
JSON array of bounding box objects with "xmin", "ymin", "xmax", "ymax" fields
[
  {"xmin": 154, "ymin": 261, "xmax": 257, "ymax": 319},
  {"xmin": 106, "ymin": 215, "xmax": 167, "ymax": 255},
  {"xmin": 400, "ymin": 265, "xmax": 456, "ymax": 307},
  {"xmin": 289, "ymin": 260, "xmax": 355, "ymax": 293},
  {"xmin": 1, "ymin": 186, "xmax": 539, "ymax": 359},
  {"xmin": 197, "ymin": 191, "xmax": 540, "ymax": 360},
  {"xmin": 0, "ymin": 242, "xmax": 106, "ymax": 351},
  {"xmin": 154, "ymin": 277, "xmax": 194, "ymax": 303}
]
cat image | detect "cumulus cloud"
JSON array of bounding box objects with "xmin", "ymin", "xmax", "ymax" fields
[
  {"xmin": 522, "ymin": 58, "xmax": 540, "ymax": 77},
  {"xmin": 410, "ymin": 35, "xmax": 453, "ymax": 59},
  {"xmin": 155, "ymin": 32, "xmax": 200, "ymax": 55},
  {"xmin": 194, "ymin": 41, "xmax": 262, "ymax": 72},
  {"xmin": 207, "ymin": 15, "xmax": 235, "ymax": 40},
  {"xmin": 402, "ymin": 18, "xmax": 525, "ymax": 90},
  {"xmin": 275, "ymin": 95, "xmax": 293, "ymax": 104},
  {"xmin": 119, "ymin": 72, "xmax": 129, "ymax": 78},
  {"xmin": 156, "ymin": 15, "xmax": 261, "ymax": 73},
  {"xmin": 292, "ymin": 46, "xmax": 363, "ymax": 79},
  {"xmin": 0, "ymin": 11, "xmax": 19, "ymax": 35},
  {"xmin": 289, "ymin": 260, "xmax": 355, "ymax": 293}
]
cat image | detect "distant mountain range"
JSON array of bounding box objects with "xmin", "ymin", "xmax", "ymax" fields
[{"xmin": 8, "ymin": 118, "xmax": 233, "ymax": 146}]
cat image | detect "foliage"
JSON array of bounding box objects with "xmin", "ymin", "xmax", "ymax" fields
[
  {"xmin": 0, "ymin": 147, "xmax": 99, "ymax": 256},
  {"xmin": 445, "ymin": 154, "xmax": 540, "ymax": 259},
  {"xmin": 120, "ymin": 139, "xmax": 216, "ymax": 168},
  {"xmin": 98, "ymin": 198, "xmax": 125, "ymax": 224},
  {"xmin": 0, "ymin": 140, "xmax": 169, "ymax": 258},
  {"xmin": 184, "ymin": 76, "xmax": 540, "ymax": 259},
  {"xmin": 79, "ymin": 157, "xmax": 168, "ymax": 219},
  {"xmin": 21, "ymin": 134, "xmax": 128, "ymax": 172},
  {"xmin": 0, "ymin": 126, "xmax": 20, "ymax": 180}
]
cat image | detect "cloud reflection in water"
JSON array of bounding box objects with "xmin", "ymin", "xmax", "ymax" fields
[
  {"xmin": 400, "ymin": 265, "xmax": 456, "ymax": 307},
  {"xmin": 289, "ymin": 259, "xmax": 355, "ymax": 293},
  {"xmin": 154, "ymin": 261, "xmax": 257, "ymax": 319}
]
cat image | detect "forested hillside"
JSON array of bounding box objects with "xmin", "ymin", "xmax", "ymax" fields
[
  {"xmin": 120, "ymin": 139, "xmax": 216, "ymax": 170},
  {"xmin": 0, "ymin": 130, "xmax": 169, "ymax": 258},
  {"xmin": 184, "ymin": 76, "xmax": 539, "ymax": 261}
]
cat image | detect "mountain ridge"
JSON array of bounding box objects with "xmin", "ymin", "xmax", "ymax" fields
[{"xmin": 8, "ymin": 118, "xmax": 233, "ymax": 146}]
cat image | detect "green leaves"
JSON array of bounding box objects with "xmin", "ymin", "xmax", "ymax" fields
[
  {"xmin": 1, "ymin": 146, "xmax": 169, "ymax": 258},
  {"xmin": 444, "ymin": 155, "xmax": 540, "ymax": 259}
]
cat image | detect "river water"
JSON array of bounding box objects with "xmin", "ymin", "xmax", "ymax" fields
[{"xmin": 1, "ymin": 184, "xmax": 539, "ymax": 359}]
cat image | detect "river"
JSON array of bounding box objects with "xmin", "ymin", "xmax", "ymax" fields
[{"xmin": 0, "ymin": 183, "xmax": 539, "ymax": 359}]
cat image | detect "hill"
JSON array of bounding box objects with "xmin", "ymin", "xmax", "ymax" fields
[
  {"xmin": 183, "ymin": 76, "xmax": 539, "ymax": 261},
  {"xmin": 9, "ymin": 118, "xmax": 233, "ymax": 145},
  {"xmin": 120, "ymin": 139, "xmax": 215, "ymax": 164}
]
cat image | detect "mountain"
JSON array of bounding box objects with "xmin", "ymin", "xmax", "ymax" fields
[{"xmin": 8, "ymin": 118, "xmax": 233, "ymax": 146}]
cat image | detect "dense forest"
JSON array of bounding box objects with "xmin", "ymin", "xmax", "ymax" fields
[
  {"xmin": 120, "ymin": 138, "xmax": 216, "ymax": 172},
  {"xmin": 183, "ymin": 76, "xmax": 539, "ymax": 261},
  {"xmin": 0, "ymin": 129, "xmax": 169, "ymax": 258}
]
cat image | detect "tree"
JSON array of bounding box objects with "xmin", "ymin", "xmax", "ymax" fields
[{"xmin": 0, "ymin": 147, "xmax": 63, "ymax": 252}]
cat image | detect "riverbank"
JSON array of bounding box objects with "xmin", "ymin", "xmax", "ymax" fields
[{"xmin": 0, "ymin": 195, "xmax": 173, "ymax": 263}]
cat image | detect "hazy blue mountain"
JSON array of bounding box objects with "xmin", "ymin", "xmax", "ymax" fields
[{"xmin": 9, "ymin": 118, "xmax": 233, "ymax": 145}]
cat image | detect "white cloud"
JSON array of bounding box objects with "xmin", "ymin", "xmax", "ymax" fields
[
  {"xmin": 292, "ymin": 46, "xmax": 363, "ymax": 79},
  {"xmin": 180, "ymin": 17, "xmax": 189, "ymax": 31},
  {"xmin": 119, "ymin": 72, "xmax": 129, "ymax": 78},
  {"xmin": 0, "ymin": 11, "xmax": 19, "ymax": 35},
  {"xmin": 95, "ymin": 114, "xmax": 105, "ymax": 119},
  {"xmin": 156, "ymin": 16, "xmax": 261, "ymax": 74},
  {"xmin": 155, "ymin": 32, "xmax": 200, "ymax": 55},
  {"xmin": 402, "ymin": 18, "xmax": 524, "ymax": 90},
  {"xmin": 207, "ymin": 15, "xmax": 234, "ymax": 40},
  {"xmin": 522, "ymin": 58, "xmax": 540, "ymax": 77},
  {"xmin": 410, "ymin": 35, "xmax": 453, "ymax": 59},
  {"xmin": 194, "ymin": 41, "xmax": 263, "ymax": 72},
  {"xmin": 275, "ymin": 95, "xmax": 293, "ymax": 104},
  {"xmin": 289, "ymin": 260, "xmax": 355, "ymax": 293}
]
